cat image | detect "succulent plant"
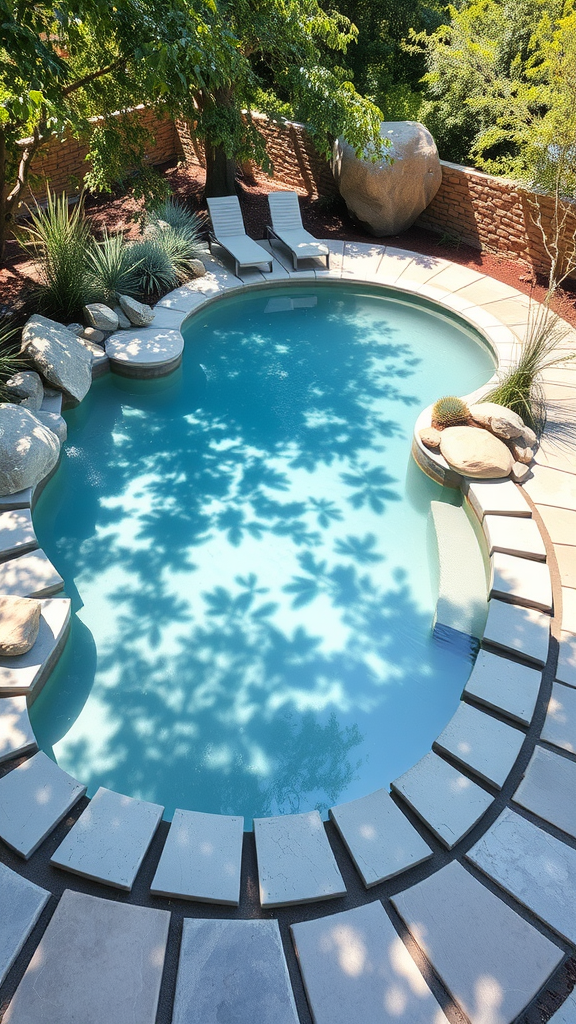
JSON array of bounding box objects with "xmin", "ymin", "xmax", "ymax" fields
[{"xmin": 431, "ymin": 395, "xmax": 470, "ymax": 429}]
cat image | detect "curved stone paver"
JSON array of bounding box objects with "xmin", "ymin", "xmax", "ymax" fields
[
  {"xmin": 513, "ymin": 745, "xmax": 576, "ymax": 840},
  {"xmin": 431, "ymin": 501, "xmax": 487, "ymax": 639},
  {"xmin": 0, "ymin": 598, "xmax": 71, "ymax": 697},
  {"xmin": 464, "ymin": 477, "xmax": 532, "ymax": 518},
  {"xmin": 0, "ymin": 861, "xmax": 49, "ymax": 986},
  {"xmin": 549, "ymin": 992, "xmax": 576, "ymax": 1023},
  {"xmin": 392, "ymin": 861, "xmax": 564, "ymax": 1024},
  {"xmin": 0, "ymin": 696, "xmax": 36, "ymax": 763},
  {"xmin": 542, "ymin": 681, "xmax": 576, "ymax": 752},
  {"xmin": 0, "ymin": 510, "xmax": 37, "ymax": 562},
  {"xmin": 482, "ymin": 513, "xmax": 547, "ymax": 560},
  {"xmin": 490, "ymin": 550, "xmax": 553, "ymax": 611},
  {"xmin": 0, "ymin": 750, "xmax": 86, "ymax": 859},
  {"xmin": 0, "ymin": 548, "xmax": 63, "ymax": 598},
  {"xmin": 482, "ymin": 598, "xmax": 550, "ymax": 665},
  {"xmin": 432, "ymin": 700, "xmax": 526, "ymax": 789},
  {"xmin": 173, "ymin": 919, "xmax": 299, "ymax": 1024},
  {"xmin": 150, "ymin": 808, "xmax": 244, "ymax": 905},
  {"xmin": 50, "ymin": 786, "xmax": 164, "ymax": 890},
  {"xmin": 254, "ymin": 810, "xmax": 346, "ymax": 907},
  {"xmin": 105, "ymin": 326, "xmax": 184, "ymax": 377},
  {"xmin": 464, "ymin": 648, "xmax": 541, "ymax": 726},
  {"xmin": 2, "ymin": 889, "xmax": 170, "ymax": 1024}
]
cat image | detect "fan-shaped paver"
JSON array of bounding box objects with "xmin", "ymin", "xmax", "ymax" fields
[
  {"xmin": 150, "ymin": 808, "xmax": 244, "ymax": 905},
  {"xmin": 464, "ymin": 649, "xmax": 541, "ymax": 725},
  {"xmin": 0, "ymin": 695, "xmax": 36, "ymax": 763},
  {"xmin": 0, "ymin": 509, "xmax": 37, "ymax": 561},
  {"xmin": 467, "ymin": 808, "xmax": 576, "ymax": 945},
  {"xmin": 291, "ymin": 900, "xmax": 449, "ymax": 1024},
  {"xmin": 433, "ymin": 701, "xmax": 525, "ymax": 789},
  {"xmin": 392, "ymin": 750, "xmax": 493, "ymax": 848},
  {"xmin": 2, "ymin": 889, "xmax": 169, "ymax": 1024},
  {"xmin": 392, "ymin": 861, "xmax": 563, "ymax": 1024},
  {"xmin": 490, "ymin": 551, "xmax": 553, "ymax": 611},
  {"xmin": 548, "ymin": 992, "xmax": 576, "ymax": 1023},
  {"xmin": 482, "ymin": 514, "xmax": 546, "ymax": 560},
  {"xmin": 464, "ymin": 478, "xmax": 531, "ymax": 519},
  {"xmin": 513, "ymin": 745, "xmax": 576, "ymax": 839},
  {"xmin": 542, "ymin": 681, "xmax": 576, "ymax": 752},
  {"xmin": 557, "ymin": 631, "xmax": 576, "ymax": 687},
  {"xmin": 172, "ymin": 918, "xmax": 299, "ymax": 1024},
  {"xmin": 0, "ymin": 548, "xmax": 63, "ymax": 598},
  {"xmin": 0, "ymin": 598, "xmax": 71, "ymax": 697},
  {"xmin": 254, "ymin": 810, "xmax": 346, "ymax": 906},
  {"xmin": 50, "ymin": 786, "xmax": 163, "ymax": 890},
  {"xmin": 105, "ymin": 327, "xmax": 184, "ymax": 378},
  {"xmin": 483, "ymin": 599, "xmax": 550, "ymax": 666},
  {"xmin": 329, "ymin": 788, "xmax": 433, "ymax": 886},
  {"xmin": 0, "ymin": 751, "xmax": 86, "ymax": 858},
  {"xmin": 0, "ymin": 861, "xmax": 49, "ymax": 986},
  {"xmin": 0, "ymin": 487, "xmax": 33, "ymax": 512}
]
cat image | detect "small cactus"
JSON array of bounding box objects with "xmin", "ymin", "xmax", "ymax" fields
[{"xmin": 431, "ymin": 395, "xmax": 470, "ymax": 429}]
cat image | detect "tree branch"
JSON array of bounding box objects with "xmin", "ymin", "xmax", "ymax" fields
[{"xmin": 62, "ymin": 58, "xmax": 127, "ymax": 97}]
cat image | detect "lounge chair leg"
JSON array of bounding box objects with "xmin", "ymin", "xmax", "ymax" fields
[{"xmin": 326, "ymin": 253, "xmax": 330, "ymax": 269}]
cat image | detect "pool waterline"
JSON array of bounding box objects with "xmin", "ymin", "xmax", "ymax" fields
[{"xmin": 29, "ymin": 281, "xmax": 495, "ymax": 824}]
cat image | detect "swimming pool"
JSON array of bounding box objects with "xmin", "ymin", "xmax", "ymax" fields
[{"xmin": 30, "ymin": 282, "xmax": 495, "ymax": 822}]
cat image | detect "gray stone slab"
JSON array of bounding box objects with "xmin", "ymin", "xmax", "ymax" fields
[
  {"xmin": 0, "ymin": 598, "xmax": 71, "ymax": 697},
  {"xmin": 0, "ymin": 487, "xmax": 33, "ymax": 512},
  {"xmin": 50, "ymin": 786, "xmax": 163, "ymax": 890},
  {"xmin": 254, "ymin": 810, "xmax": 346, "ymax": 906},
  {"xmin": 40, "ymin": 390, "xmax": 63, "ymax": 415},
  {"xmin": 0, "ymin": 750, "xmax": 86, "ymax": 858},
  {"xmin": 542, "ymin": 681, "xmax": 576, "ymax": 752},
  {"xmin": 172, "ymin": 918, "xmax": 299, "ymax": 1024},
  {"xmin": 105, "ymin": 327, "xmax": 184, "ymax": 369},
  {"xmin": 558, "ymin": 630, "xmax": 576, "ymax": 688},
  {"xmin": 0, "ymin": 509, "xmax": 37, "ymax": 561},
  {"xmin": 548, "ymin": 992, "xmax": 576, "ymax": 1024},
  {"xmin": 482, "ymin": 514, "xmax": 547, "ymax": 560},
  {"xmin": 465, "ymin": 478, "xmax": 531, "ymax": 519},
  {"xmin": 464, "ymin": 649, "xmax": 541, "ymax": 725},
  {"xmin": 0, "ymin": 548, "xmax": 63, "ymax": 597},
  {"xmin": 0, "ymin": 695, "xmax": 37, "ymax": 763},
  {"xmin": 291, "ymin": 900, "xmax": 450, "ymax": 1024},
  {"xmin": 490, "ymin": 551, "xmax": 553, "ymax": 611},
  {"xmin": 392, "ymin": 861, "xmax": 563, "ymax": 1024},
  {"xmin": 150, "ymin": 807, "xmax": 244, "ymax": 905},
  {"xmin": 467, "ymin": 807, "xmax": 576, "ymax": 945},
  {"xmin": 483, "ymin": 598, "xmax": 550, "ymax": 666},
  {"xmin": 513, "ymin": 745, "xmax": 576, "ymax": 839},
  {"xmin": 391, "ymin": 751, "xmax": 493, "ymax": 848},
  {"xmin": 0, "ymin": 861, "xmax": 49, "ymax": 986},
  {"xmin": 329, "ymin": 788, "xmax": 433, "ymax": 886},
  {"xmin": 433, "ymin": 701, "xmax": 525, "ymax": 788},
  {"xmin": 3, "ymin": 889, "xmax": 169, "ymax": 1024}
]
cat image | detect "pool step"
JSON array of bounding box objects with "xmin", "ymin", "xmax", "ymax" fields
[
  {"xmin": 50, "ymin": 787, "xmax": 163, "ymax": 891},
  {"xmin": 172, "ymin": 919, "xmax": 299, "ymax": 1024},
  {"xmin": 430, "ymin": 501, "xmax": 487, "ymax": 641},
  {"xmin": 0, "ymin": 509, "xmax": 37, "ymax": 563},
  {"xmin": 2, "ymin": 889, "xmax": 169, "ymax": 1024},
  {"xmin": 0, "ymin": 751, "xmax": 86, "ymax": 859},
  {"xmin": 0, "ymin": 598, "xmax": 71, "ymax": 698},
  {"xmin": 150, "ymin": 808, "xmax": 244, "ymax": 905},
  {"xmin": 464, "ymin": 648, "xmax": 541, "ymax": 726},
  {"xmin": 0, "ymin": 695, "xmax": 37, "ymax": 763},
  {"xmin": 483, "ymin": 598, "xmax": 550, "ymax": 666},
  {"xmin": 433, "ymin": 701, "xmax": 525, "ymax": 789},
  {"xmin": 254, "ymin": 809, "xmax": 346, "ymax": 907},
  {"xmin": 0, "ymin": 548, "xmax": 63, "ymax": 598},
  {"xmin": 0, "ymin": 861, "xmax": 49, "ymax": 987}
]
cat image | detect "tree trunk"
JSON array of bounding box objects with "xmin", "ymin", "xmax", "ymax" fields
[
  {"xmin": 0, "ymin": 128, "xmax": 42, "ymax": 266},
  {"xmin": 204, "ymin": 142, "xmax": 237, "ymax": 197}
]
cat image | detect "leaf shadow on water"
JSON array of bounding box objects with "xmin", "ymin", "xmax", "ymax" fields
[{"xmin": 30, "ymin": 290, "xmax": 480, "ymax": 820}]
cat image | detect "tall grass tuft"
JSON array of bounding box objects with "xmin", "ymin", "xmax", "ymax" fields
[
  {"xmin": 126, "ymin": 238, "xmax": 179, "ymax": 299},
  {"xmin": 148, "ymin": 199, "xmax": 205, "ymax": 241},
  {"xmin": 146, "ymin": 199, "xmax": 207, "ymax": 283},
  {"xmin": 18, "ymin": 189, "xmax": 91, "ymax": 320},
  {"xmin": 0, "ymin": 319, "xmax": 26, "ymax": 403},
  {"xmin": 87, "ymin": 231, "xmax": 141, "ymax": 304}
]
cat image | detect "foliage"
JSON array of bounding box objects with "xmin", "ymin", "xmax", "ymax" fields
[
  {"xmin": 145, "ymin": 199, "xmax": 207, "ymax": 283},
  {"xmin": 0, "ymin": 319, "xmax": 25, "ymax": 403},
  {"xmin": 86, "ymin": 230, "xmax": 141, "ymax": 304},
  {"xmin": 148, "ymin": 199, "xmax": 206, "ymax": 238},
  {"xmin": 17, "ymin": 189, "xmax": 91, "ymax": 319},
  {"xmin": 431, "ymin": 395, "xmax": 470, "ymax": 427},
  {"xmin": 126, "ymin": 238, "xmax": 179, "ymax": 298}
]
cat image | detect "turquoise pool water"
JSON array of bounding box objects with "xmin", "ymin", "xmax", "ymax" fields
[{"xmin": 30, "ymin": 283, "xmax": 495, "ymax": 823}]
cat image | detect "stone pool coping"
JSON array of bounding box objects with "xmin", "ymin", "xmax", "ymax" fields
[{"xmin": 0, "ymin": 239, "xmax": 575, "ymax": 1023}]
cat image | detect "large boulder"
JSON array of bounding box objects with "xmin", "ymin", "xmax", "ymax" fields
[
  {"xmin": 439, "ymin": 425, "xmax": 514, "ymax": 479},
  {"xmin": 0, "ymin": 595, "xmax": 41, "ymax": 655},
  {"xmin": 83, "ymin": 303, "xmax": 118, "ymax": 331},
  {"xmin": 0, "ymin": 403, "xmax": 60, "ymax": 495},
  {"xmin": 34, "ymin": 410, "xmax": 68, "ymax": 443},
  {"xmin": 21, "ymin": 315, "xmax": 93, "ymax": 403},
  {"xmin": 5, "ymin": 371, "xmax": 44, "ymax": 411},
  {"xmin": 333, "ymin": 121, "xmax": 442, "ymax": 236},
  {"xmin": 468, "ymin": 402, "xmax": 525, "ymax": 440},
  {"xmin": 118, "ymin": 295, "xmax": 155, "ymax": 327}
]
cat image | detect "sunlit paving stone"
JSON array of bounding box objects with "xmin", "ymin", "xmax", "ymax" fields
[
  {"xmin": 329, "ymin": 788, "xmax": 433, "ymax": 886},
  {"xmin": 482, "ymin": 514, "xmax": 547, "ymax": 561},
  {"xmin": 467, "ymin": 808, "xmax": 576, "ymax": 946},
  {"xmin": 557, "ymin": 631, "xmax": 576, "ymax": 688},
  {"xmin": 150, "ymin": 807, "xmax": 244, "ymax": 905},
  {"xmin": 50, "ymin": 786, "xmax": 163, "ymax": 890},
  {"xmin": 482, "ymin": 599, "xmax": 550, "ymax": 666},
  {"xmin": 0, "ymin": 862, "xmax": 49, "ymax": 986},
  {"xmin": 523, "ymin": 465, "xmax": 576, "ymax": 511},
  {"xmin": 0, "ymin": 509, "xmax": 37, "ymax": 561},
  {"xmin": 172, "ymin": 919, "xmax": 299, "ymax": 1024},
  {"xmin": 0, "ymin": 695, "xmax": 37, "ymax": 763},
  {"xmin": 489, "ymin": 552, "xmax": 553, "ymax": 612},
  {"xmin": 105, "ymin": 327, "xmax": 184, "ymax": 374},
  {"xmin": 391, "ymin": 750, "xmax": 493, "ymax": 848},
  {"xmin": 513, "ymin": 745, "xmax": 576, "ymax": 839},
  {"xmin": 2, "ymin": 889, "xmax": 169, "ymax": 1024},
  {"xmin": 0, "ymin": 750, "xmax": 86, "ymax": 859},
  {"xmin": 0, "ymin": 487, "xmax": 33, "ymax": 513},
  {"xmin": 433, "ymin": 702, "xmax": 525, "ymax": 789},
  {"xmin": 464, "ymin": 649, "xmax": 541, "ymax": 726},
  {"xmin": 464, "ymin": 478, "xmax": 531, "ymax": 520},
  {"xmin": 548, "ymin": 991, "xmax": 576, "ymax": 1023},
  {"xmin": 254, "ymin": 810, "xmax": 346, "ymax": 906},
  {"xmin": 291, "ymin": 900, "xmax": 449, "ymax": 1024},
  {"xmin": 541, "ymin": 681, "xmax": 576, "ymax": 753},
  {"xmin": 0, "ymin": 549, "xmax": 63, "ymax": 598},
  {"xmin": 0, "ymin": 598, "xmax": 71, "ymax": 697},
  {"xmin": 392, "ymin": 861, "xmax": 563, "ymax": 1024}
]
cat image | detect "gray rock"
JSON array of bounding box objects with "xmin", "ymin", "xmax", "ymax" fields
[
  {"xmin": 83, "ymin": 303, "xmax": 118, "ymax": 331},
  {"xmin": 118, "ymin": 294, "xmax": 155, "ymax": 326},
  {"xmin": 0, "ymin": 404, "xmax": 60, "ymax": 496},
  {"xmin": 81, "ymin": 327, "xmax": 104, "ymax": 344},
  {"xmin": 440, "ymin": 425, "xmax": 514, "ymax": 478},
  {"xmin": 420, "ymin": 426, "xmax": 442, "ymax": 449},
  {"xmin": 66, "ymin": 323, "xmax": 84, "ymax": 336},
  {"xmin": 189, "ymin": 258, "xmax": 206, "ymax": 278},
  {"xmin": 5, "ymin": 372, "xmax": 44, "ymax": 411},
  {"xmin": 0, "ymin": 595, "xmax": 41, "ymax": 656},
  {"xmin": 21, "ymin": 315, "xmax": 93, "ymax": 403},
  {"xmin": 512, "ymin": 461, "xmax": 531, "ymax": 483},
  {"xmin": 469, "ymin": 401, "xmax": 525, "ymax": 439},
  {"xmin": 520, "ymin": 424, "xmax": 538, "ymax": 447},
  {"xmin": 511, "ymin": 441, "xmax": 534, "ymax": 464},
  {"xmin": 113, "ymin": 306, "xmax": 132, "ymax": 330},
  {"xmin": 33, "ymin": 410, "xmax": 67, "ymax": 443},
  {"xmin": 333, "ymin": 121, "xmax": 442, "ymax": 236}
]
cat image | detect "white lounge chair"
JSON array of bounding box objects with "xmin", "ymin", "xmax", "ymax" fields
[
  {"xmin": 206, "ymin": 196, "xmax": 273, "ymax": 277},
  {"xmin": 267, "ymin": 191, "xmax": 330, "ymax": 270}
]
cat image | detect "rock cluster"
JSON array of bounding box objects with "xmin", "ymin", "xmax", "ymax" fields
[
  {"xmin": 0, "ymin": 403, "xmax": 60, "ymax": 495},
  {"xmin": 22, "ymin": 316, "xmax": 93, "ymax": 403},
  {"xmin": 420, "ymin": 399, "xmax": 537, "ymax": 481}
]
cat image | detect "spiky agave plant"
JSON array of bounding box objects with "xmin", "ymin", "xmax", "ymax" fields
[
  {"xmin": 125, "ymin": 238, "xmax": 179, "ymax": 299},
  {"xmin": 146, "ymin": 199, "xmax": 207, "ymax": 282},
  {"xmin": 86, "ymin": 230, "xmax": 141, "ymax": 304},
  {"xmin": 18, "ymin": 188, "xmax": 91, "ymax": 320},
  {"xmin": 431, "ymin": 395, "xmax": 470, "ymax": 429},
  {"xmin": 147, "ymin": 198, "xmax": 206, "ymax": 241}
]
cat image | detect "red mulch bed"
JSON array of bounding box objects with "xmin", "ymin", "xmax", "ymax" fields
[{"xmin": 2, "ymin": 160, "xmax": 576, "ymax": 327}]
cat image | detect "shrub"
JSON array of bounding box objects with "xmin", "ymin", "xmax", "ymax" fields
[
  {"xmin": 431, "ymin": 395, "xmax": 470, "ymax": 428},
  {"xmin": 148, "ymin": 198, "xmax": 205, "ymax": 239},
  {"xmin": 125, "ymin": 238, "xmax": 179, "ymax": 299},
  {"xmin": 146, "ymin": 200, "xmax": 206, "ymax": 282},
  {"xmin": 0, "ymin": 319, "xmax": 26, "ymax": 403},
  {"xmin": 18, "ymin": 189, "xmax": 91, "ymax": 320},
  {"xmin": 86, "ymin": 231, "xmax": 141, "ymax": 304}
]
